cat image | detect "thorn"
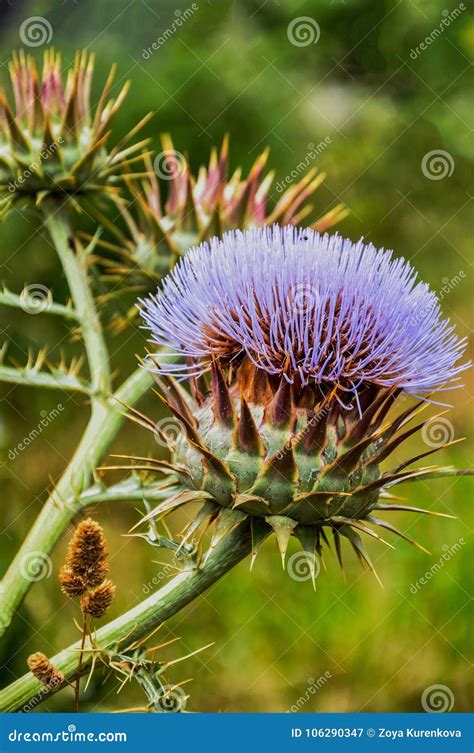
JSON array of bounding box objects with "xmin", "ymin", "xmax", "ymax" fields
[
  {"xmin": 235, "ymin": 397, "xmax": 264, "ymax": 455},
  {"xmin": 266, "ymin": 376, "xmax": 295, "ymax": 429},
  {"xmin": 210, "ymin": 360, "xmax": 235, "ymax": 426},
  {"xmin": 265, "ymin": 515, "xmax": 298, "ymax": 567}
]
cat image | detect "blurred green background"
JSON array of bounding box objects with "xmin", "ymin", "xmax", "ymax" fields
[{"xmin": 0, "ymin": 0, "xmax": 472, "ymax": 713}]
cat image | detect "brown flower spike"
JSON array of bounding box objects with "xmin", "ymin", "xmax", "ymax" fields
[
  {"xmin": 59, "ymin": 518, "xmax": 115, "ymax": 711},
  {"xmin": 61, "ymin": 518, "xmax": 109, "ymax": 590},
  {"xmin": 81, "ymin": 580, "xmax": 116, "ymax": 619},
  {"xmin": 27, "ymin": 652, "xmax": 64, "ymax": 689},
  {"xmin": 59, "ymin": 566, "xmax": 85, "ymax": 598}
]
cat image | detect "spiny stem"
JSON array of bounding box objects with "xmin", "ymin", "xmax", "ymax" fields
[
  {"xmin": 42, "ymin": 203, "xmax": 111, "ymax": 397},
  {"xmin": 0, "ymin": 201, "xmax": 155, "ymax": 638},
  {"xmin": 0, "ymin": 521, "xmax": 268, "ymax": 712},
  {"xmin": 0, "ymin": 364, "xmax": 90, "ymax": 393},
  {"xmin": 0, "ymin": 201, "xmax": 173, "ymax": 640},
  {"xmin": 74, "ymin": 614, "xmax": 89, "ymax": 712},
  {"xmin": 0, "ymin": 367, "xmax": 152, "ymax": 639},
  {"xmin": 0, "ymin": 288, "xmax": 79, "ymax": 319}
]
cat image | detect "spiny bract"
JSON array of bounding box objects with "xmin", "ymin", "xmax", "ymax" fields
[
  {"xmin": 0, "ymin": 49, "xmax": 151, "ymax": 217},
  {"xmin": 97, "ymin": 137, "xmax": 347, "ymax": 329},
  {"xmin": 137, "ymin": 226, "xmax": 470, "ymax": 583}
]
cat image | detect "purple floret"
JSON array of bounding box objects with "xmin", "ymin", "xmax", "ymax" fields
[{"xmin": 139, "ymin": 226, "xmax": 468, "ymax": 397}]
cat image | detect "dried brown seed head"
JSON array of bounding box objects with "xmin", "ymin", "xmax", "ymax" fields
[
  {"xmin": 81, "ymin": 579, "xmax": 116, "ymax": 619},
  {"xmin": 65, "ymin": 518, "xmax": 109, "ymax": 588},
  {"xmin": 27, "ymin": 652, "xmax": 64, "ymax": 689},
  {"xmin": 59, "ymin": 565, "xmax": 85, "ymax": 597}
]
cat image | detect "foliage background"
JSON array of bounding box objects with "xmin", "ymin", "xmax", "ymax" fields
[{"xmin": 0, "ymin": 0, "xmax": 472, "ymax": 712}]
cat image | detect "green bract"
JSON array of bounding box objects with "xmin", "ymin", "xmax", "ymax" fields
[
  {"xmin": 139, "ymin": 366, "xmax": 457, "ymax": 586},
  {"xmin": 0, "ymin": 49, "xmax": 151, "ymax": 218}
]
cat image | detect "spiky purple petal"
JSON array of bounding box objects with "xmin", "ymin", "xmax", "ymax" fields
[{"xmin": 140, "ymin": 226, "xmax": 468, "ymax": 396}]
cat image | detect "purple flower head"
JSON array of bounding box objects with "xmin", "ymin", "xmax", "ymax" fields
[{"xmin": 140, "ymin": 226, "xmax": 468, "ymax": 399}]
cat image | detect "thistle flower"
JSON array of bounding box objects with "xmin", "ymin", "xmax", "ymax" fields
[
  {"xmin": 27, "ymin": 652, "xmax": 64, "ymax": 689},
  {"xmin": 97, "ymin": 137, "xmax": 347, "ymax": 327},
  {"xmin": 59, "ymin": 565, "xmax": 85, "ymax": 598},
  {"xmin": 59, "ymin": 518, "xmax": 114, "ymax": 711},
  {"xmin": 142, "ymin": 227, "xmax": 467, "ymax": 395},
  {"xmin": 62, "ymin": 517, "xmax": 108, "ymax": 590},
  {"xmin": 81, "ymin": 579, "xmax": 116, "ymax": 619},
  {"xmin": 0, "ymin": 49, "xmax": 151, "ymax": 217},
  {"xmin": 137, "ymin": 226, "xmax": 471, "ymax": 580}
]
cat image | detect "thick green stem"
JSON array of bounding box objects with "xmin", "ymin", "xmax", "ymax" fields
[
  {"xmin": 0, "ymin": 521, "xmax": 264, "ymax": 712},
  {"xmin": 42, "ymin": 204, "xmax": 111, "ymax": 397},
  {"xmin": 0, "ymin": 364, "xmax": 90, "ymax": 392},
  {"xmin": 0, "ymin": 288, "xmax": 79, "ymax": 319},
  {"xmin": 78, "ymin": 476, "xmax": 179, "ymax": 506},
  {"xmin": 0, "ymin": 203, "xmax": 152, "ymax": 637},
  {"xmin": 0, "ymin": 367, "xmax": 152, "ymax": 637}
]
